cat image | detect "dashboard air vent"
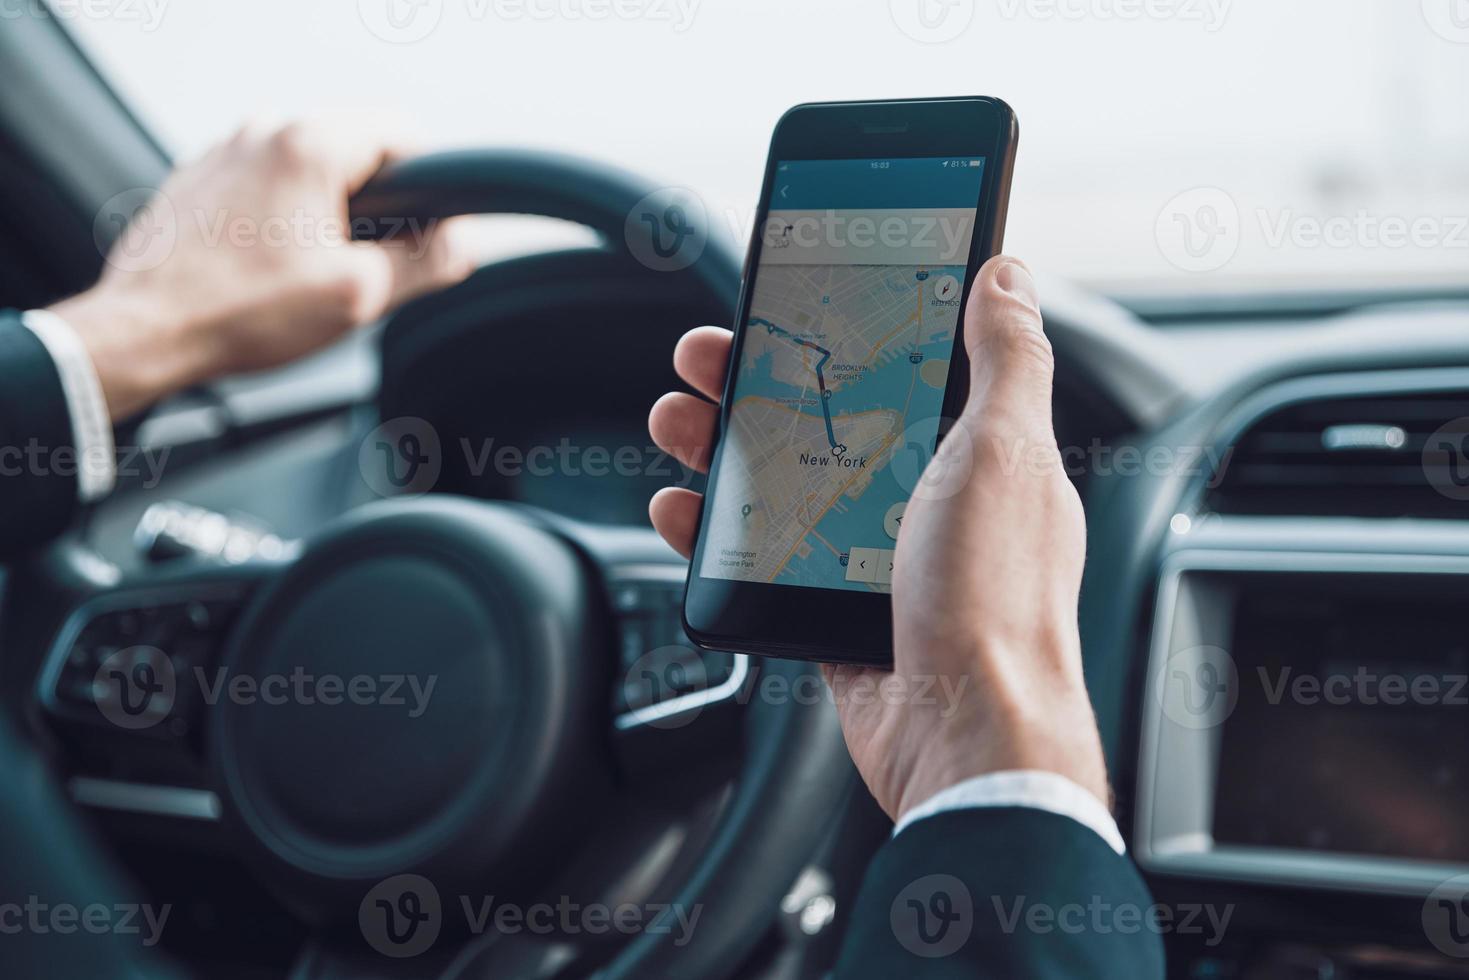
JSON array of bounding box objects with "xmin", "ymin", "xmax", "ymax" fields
[{"xmin": 1204, "ymin": 390, "xmax": 1469, "ymax": 519}]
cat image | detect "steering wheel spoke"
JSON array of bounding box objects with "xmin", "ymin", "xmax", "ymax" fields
[
  {"xmin": 599, "ymin": 563, "xmax": 751, "ymax": 784},
  {"xmin": 32, "ymin": 560, "xmax": 279, "ymax": 821}
]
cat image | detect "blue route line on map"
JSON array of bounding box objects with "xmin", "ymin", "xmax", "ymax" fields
[{"xmin": 749, "ymin": 317, "xmax": 845, "ymax": 455}]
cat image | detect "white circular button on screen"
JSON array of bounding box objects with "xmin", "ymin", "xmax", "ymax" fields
[
  {"xmin": 884, "ymin": 502, "xmax": 907, "ymax": 540},
  {"xmin": 932, "ymin": 275, "xmax": 959, "ymax": 303}
]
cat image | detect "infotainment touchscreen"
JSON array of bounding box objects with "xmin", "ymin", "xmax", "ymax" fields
[{"xmin": 1212, "ymin": 577, "xmax": 1469, "ymax": 863}]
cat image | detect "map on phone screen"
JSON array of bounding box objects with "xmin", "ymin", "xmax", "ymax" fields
[{"xmin": 699, "ymin": 157, "xmax": 985, "ymax": 593}]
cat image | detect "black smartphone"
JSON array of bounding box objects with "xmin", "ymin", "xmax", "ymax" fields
[{"xmin": 682, "ymin": 96, "xmax": 1018, "ymax": 666}]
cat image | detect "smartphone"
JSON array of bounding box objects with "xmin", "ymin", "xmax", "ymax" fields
[{"xmin": 682, "ymin": 96, "xmax": 1018, "ymax": 666}]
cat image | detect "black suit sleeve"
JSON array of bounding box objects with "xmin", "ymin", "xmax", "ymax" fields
[
  {"xmin": 835, "ymin": 807, "xmax": 1165, "ymax": 979},
  {"xmin": 0, "ymin": 310, "xmax": 83, "ymax": 558}
]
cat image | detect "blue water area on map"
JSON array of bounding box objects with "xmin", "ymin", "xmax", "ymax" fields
[{"xmin": 734, "ymin": 266, "xmax": 963, "ymax": 591}]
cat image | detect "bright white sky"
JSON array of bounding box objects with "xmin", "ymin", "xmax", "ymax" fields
[{"xmin": 65, "ymin": 0, "xmax": 1469, "ymax": 296}]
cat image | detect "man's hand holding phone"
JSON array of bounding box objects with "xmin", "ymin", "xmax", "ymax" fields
[{"xmin": 650, "ymin": 256, "xmax": 1110, "ymax": 821}]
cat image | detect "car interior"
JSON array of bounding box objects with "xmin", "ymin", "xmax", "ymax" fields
[{"xmin": 2, "ymin": 3, "xmax": 1468, "ymax": 978}]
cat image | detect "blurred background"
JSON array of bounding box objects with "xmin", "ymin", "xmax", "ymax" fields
[{"xmin": 66, "ymin": 0, "xmax": 1469, "ymax": 299}]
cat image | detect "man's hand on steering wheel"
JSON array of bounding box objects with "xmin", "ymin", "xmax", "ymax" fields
[{"xmin": 49, "ymin": 122, "xmax": 475, "ymax": 421}]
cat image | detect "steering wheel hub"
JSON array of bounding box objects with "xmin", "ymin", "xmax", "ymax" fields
[{"xmin": 207, "ymin": 497, "xmax": 607, "ymax": 918}]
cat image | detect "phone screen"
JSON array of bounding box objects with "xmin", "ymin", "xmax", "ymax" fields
[{"xmin": 698, "ymin": 156, "xmax": 986, "ymax": 594}]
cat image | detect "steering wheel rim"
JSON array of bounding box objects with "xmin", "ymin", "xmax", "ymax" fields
[
  {"xmin": 349, "ymin": 148, "xmax": 742, "ymax": 306},
  {"xmin": 9, "ymin": 149, "xmax": 856, "ymax": 980}
]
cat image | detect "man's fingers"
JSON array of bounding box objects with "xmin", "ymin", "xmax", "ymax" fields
[
  {"xmin": 649, "ymin": 392, "xmax": 717, "ymax": 473},
  {"xmin": 647, "ymin": 329, "xmax": 727, "ymax": 558},
  {"xmin": 260, "ymin": 120, "xmax": 419, "ymax": 194},
  {"xmin": 673, "ymin": 326, "xmax": 732, "ymax": 403},
  {"xmin": 961, "ymin": 255, "xmax": 1053, "ymax": 432},
  {"xmin": 649, "ymin": 487, "xmax": 703, "ymax": 559},
  {"xmin": 329, "ymin": 216, "xmax": 472, "ymax": 329},
  {"xmin": 375, "ymin": 216, "xmax": 476, "ymax": 311}
]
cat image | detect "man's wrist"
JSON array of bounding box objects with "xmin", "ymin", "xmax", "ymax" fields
[
  {"xmin": 19, "ymin": 309, "xmax": 118, "ymax": 502},
  {"xmin": 894, "ymin": 769, "xmax": 1127, "ymax": 855},
  {"xmin": 892, "ymin": 693, "xmax": 1112, "ymax": 822},
  {"xmin": 48, "ymin": 286, "xmax": 213, "ymax": 421}
]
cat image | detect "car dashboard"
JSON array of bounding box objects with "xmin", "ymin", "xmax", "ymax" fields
[{"xmin": 29, "ymin": 275, "xmax": 1469, "ymax": 979}]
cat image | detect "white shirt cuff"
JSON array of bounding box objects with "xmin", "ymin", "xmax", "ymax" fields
[
  {"xmin": 21, "ymin": 309, "xmax": 116, "ymax": 502},
  {"xmin": 893, "ymin": 769, "xmax": 1126, "ymax": 856}
]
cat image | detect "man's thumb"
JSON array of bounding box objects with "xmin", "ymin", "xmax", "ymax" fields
[{"xmin": 961, "ymin": 255, "xmax": 1054, "ymax": 426}]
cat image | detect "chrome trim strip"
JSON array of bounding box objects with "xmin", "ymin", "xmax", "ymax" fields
[
  {"xmin": 607, "ymin": 563, "xmax": 688, "ymax": 584},
  {"xmin": 68, "ymin": 777, "xmax": 221, "ymax": 821},
  {"xmin": 607, "ymin": 563, "xmax": 751, "ymax": 731},
  {"xmin": 614, "ymin": 653, "xmax": 751, "ymax": 731}
]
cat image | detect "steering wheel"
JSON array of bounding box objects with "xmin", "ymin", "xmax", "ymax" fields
[{"xmin": 3, "ymin": 151, "xmax": 855, "ymax": 979}]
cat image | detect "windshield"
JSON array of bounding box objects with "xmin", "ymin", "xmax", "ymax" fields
[{"xmin": 64, "ymin": 0, "xmax": 1469, "ymax": 298}]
